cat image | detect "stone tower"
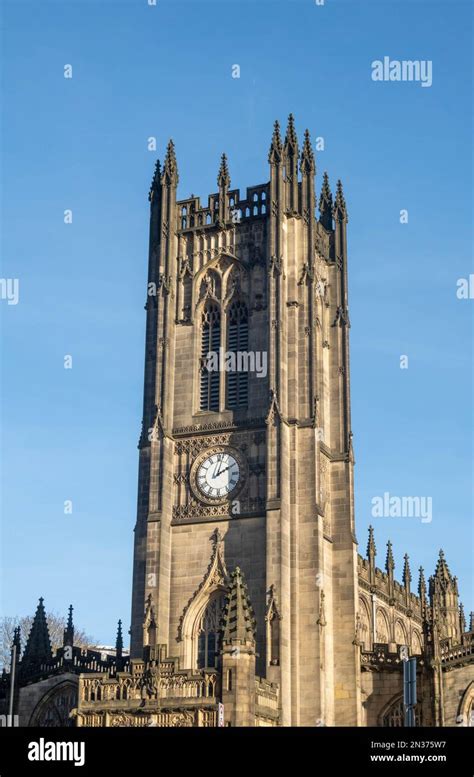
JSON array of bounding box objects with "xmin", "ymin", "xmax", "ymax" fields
[{"xmin": 129, "ymin": 116, "xmax": 361, "ymax": 726}]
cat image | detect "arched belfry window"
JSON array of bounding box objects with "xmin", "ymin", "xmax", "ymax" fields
[
  {"xmin": 197, "ymin": 593, "xmax": 225, "ymax": 669},
  {"xmin": 200, "ymin": 303, "xmax": 221, "ymax": 411},
  {"xmin": 226, "ymin": 301, "xmax": 249, "ymax": 408}
]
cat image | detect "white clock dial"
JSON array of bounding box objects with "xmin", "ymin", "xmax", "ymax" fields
[{"xmin": 197, "ymin": 452, "xmax": 240, "ymax": 499}]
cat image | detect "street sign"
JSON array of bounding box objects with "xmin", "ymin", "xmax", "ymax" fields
[
  {"xmin": 399, "ymin": 644, "xmax": 409, "ymax": 661},
  {"xmin": 403, "ymin": 656, "xmax": 417, "ymax": 727}
]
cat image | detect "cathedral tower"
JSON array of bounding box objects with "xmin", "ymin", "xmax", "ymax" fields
[{"xmin": 130, "ymin": 117, "xmax": 361, "ymax": 726}]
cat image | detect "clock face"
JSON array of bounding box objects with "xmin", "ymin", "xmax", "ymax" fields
[{"xmin": 196, "ymin": 452, "xmax": 240, "ymax": 499}]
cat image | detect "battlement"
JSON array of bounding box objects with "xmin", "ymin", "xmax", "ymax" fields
[{"xmin": 177, "ymin": 184, "xmax": 269, "ymax": 231}]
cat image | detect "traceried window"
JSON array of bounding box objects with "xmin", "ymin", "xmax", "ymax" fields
[
  {"xmin": 200, "ymin": 303, "xmax": 221, "ymax": 411},
  {"xmin": 31, "ymin": 683, "xmax": 77, "ymax": 727},
  {"xmin": 226, "ymin": 301, "xmax": 249, "ymax": 408},
  {"xmin": 382, "ymin": 698, "xmax": 422, "ymax": 727},
  {"xmin": 197, "ymin": 594, "xmax": 225, "ymax": 669}
]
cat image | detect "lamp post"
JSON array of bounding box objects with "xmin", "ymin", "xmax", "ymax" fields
[{"xmin": 8, "ymin": 644, "xmax": 17, "ymax": 726}]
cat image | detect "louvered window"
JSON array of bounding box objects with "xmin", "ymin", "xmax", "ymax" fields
[
  {"xmin": 200, "ymin": 303, "xmax": 221, "ymax": 411},
  {"xmin": 226, "ymin": 301, "xmax": 249, "ymax": 408}
]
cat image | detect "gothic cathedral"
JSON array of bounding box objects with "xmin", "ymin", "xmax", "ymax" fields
[{"xmin": 3, "ymin": 117, "xmax": 472, "ymax": 728}]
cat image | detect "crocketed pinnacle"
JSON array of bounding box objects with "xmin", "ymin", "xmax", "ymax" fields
[
  {"xmin": 403, "ymin": 554, "xmax": 412, "ymax": 588},
  {"xmin": 268, "ymin": 119, "xmax": 283, "ymax": 164},
  {"xmin": 418, "ymin": 567, "xmax": 427, "ymax": 600},
  {"xmin": 385, "ymin": 540, "xmax": 395, "ymax": 574},
  {"xmin": 115, "ymin": 619, "xmax": 123, "ymax": 658},
  {"xmin": 300, "ymin": 128, "xmax": 315, "ymax": 174},
  {"xmin": 333, "ymin": 178, "xmax": 347, "ymax": 219},
  {"xmin": 217, "ymin": 153, "xmax": 230, "ymax": 188},
  {"xmin": 148, "ymin": 159, "xmax": 161, "ymax": 202},
  {"xmin": 22, "ymin": 597, "xmax": 52, "ymax": 667},
  {"xmin": 367, "ymin": 525, "xmax": 376, "ymax": 560},
  {"xmin": 161, "ymin": 139, "xmax": 179, "ymax": 186},
  {"xmin": 434, "ymin": 549, "xmax": 452, "ymax": 582},
  {"xmin": 63, "ymin": 604, "xmax": 74, "ymax": 646},
  {"xmin": 284, "ymin": 113, "xmax": 298, "ymax": 150},
  {"xmin": 319, "ymin": 171, "xmax": 333, "ymax": 228},
  {"xmin": 222, "ymin": 567, "xmax": 256, "ymax": 643}
]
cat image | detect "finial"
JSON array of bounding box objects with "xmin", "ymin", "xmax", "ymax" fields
[
  {"xmin": 385, "ymin": 540, "xmax": 394, "ymax": 574},
  {"xmin": 459, "ymin": 603, "xmax": 466, "ymax": 633},
  {"xmin": 418, "ymin": 566, "xmax": 426, "ymax": 596},
  {"xmin": 367, "ymin": 525, "xmax": 376, "ymax": 560},
  {"xmin": 434, "ymin": 549, "xmax": 452, "ymax": 581},
  {"xmin": 148, "ymin": 159, "xmax": 161, "ymax": 202},
  {"xmin": 403, "ymin": 554, "xmax": 412, "ymax": 588},
  {"xmin": 300, "ymin": 129, "xmax": 315, "ymax": 174},
  {"xmin": 268, "ymin": 119, "xmax": 283, "ymax": 163},
  {"xmin": 115, "ymin": 619, "xmax": 123, "ymax": 658},
  {"xmin": 63, "ymin": 604, "xmax": 75, "ymax": 647},
  {"xmin": 217, "ymin": 153, "xmax": 230, "ymax": 188},
  {"xmin": 319, "ymin": 171, "xmax": 333, "ymax": 229},
  {"xmin": 284, "ymin": 113, "xmax": 298, "ymax": 148},
  {"xmin": 161, "ymin": 139, "xmax": 179, "ymax": 186},
  {"xmin": 320, "ymin": 171, "xmax": 332, "ymax": 200},
  {"xmin": 333, "ymin": 178, "xmax": 347, "ymax": 219}
]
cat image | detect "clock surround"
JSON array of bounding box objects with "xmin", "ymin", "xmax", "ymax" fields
[{"xmin": 190, "ymin": 446, "xmax": 246, "ymax": 505}]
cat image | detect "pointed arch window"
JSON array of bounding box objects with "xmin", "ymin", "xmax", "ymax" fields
[
  {"xmin": 200, "ymin": 303, "xmax": 221, "ymax": 411},
  {"xmin": 197, "ymin": 593, "xmax": 225, "ymax": 669},
  {"xmin": 382, "ymin": 697, "xmax": 422, "ymax": 727},
  {"xmin": 226, "ymin": 301, "xmax": 249, "ymax": 408}
]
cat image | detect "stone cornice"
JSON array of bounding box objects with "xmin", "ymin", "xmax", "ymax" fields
[{"xmin": 172, "ymin": 418, "xmax": 266, "ymax": 437}]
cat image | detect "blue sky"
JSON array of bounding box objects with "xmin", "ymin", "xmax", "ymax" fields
[{"xmin": 1, "ymin": 0, "xmax": 472, "ymax": 646}]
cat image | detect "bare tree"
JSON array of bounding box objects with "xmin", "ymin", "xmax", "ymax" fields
[{"xmin": 1, "ymin": 612, "xmax": 95, "ymax": 671}]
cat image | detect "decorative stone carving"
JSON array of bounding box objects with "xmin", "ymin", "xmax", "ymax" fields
[
  {"xmin": 269, "ymin": 254, "xmax": 283, "ymax": 276},
  {"xmin": 177, "ymin": 529, "xmax": 229, "ymax": 646}
]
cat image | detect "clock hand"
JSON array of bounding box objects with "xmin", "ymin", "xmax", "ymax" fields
[
  {"xmin": 212, "ymin": 460, "xmax": 223, "ymax": 478},
  {"xmin": 216, "ymin": 464, "xmax": 233, "ymax": 476}
]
